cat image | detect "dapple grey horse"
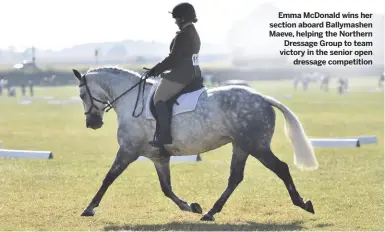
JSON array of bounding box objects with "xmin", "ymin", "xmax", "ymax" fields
[{"xmin": 72, "ymin": 67, "xmax": 319, "ymax": 221}]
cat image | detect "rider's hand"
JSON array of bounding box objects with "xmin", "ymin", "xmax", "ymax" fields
[{"xmin": 146, "ymin": 67, "xmax": 159, "ymax": 77}]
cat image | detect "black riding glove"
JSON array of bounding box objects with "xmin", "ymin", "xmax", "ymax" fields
[{"xmin": 147, "ymin": 65, "xmax": 161, "ymax": 77}]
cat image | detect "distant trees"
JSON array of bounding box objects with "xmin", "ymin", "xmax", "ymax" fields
[{"xmin": 106, "ymin": 44, "xmax": 128, "ymax": 57}]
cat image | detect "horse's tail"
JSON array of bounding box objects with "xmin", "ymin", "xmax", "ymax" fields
[{"xmin": 264, "ymin": 96, "xmax": 319, "ymax": 171}]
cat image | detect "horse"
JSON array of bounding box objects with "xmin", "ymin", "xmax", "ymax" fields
[
  {"xmin": 320, "ymin": 75, "xmax": 330, "ymax": 92},
  {"xmin": 72, "ymin": 66, "xmax": 319, "ymax": 221}
]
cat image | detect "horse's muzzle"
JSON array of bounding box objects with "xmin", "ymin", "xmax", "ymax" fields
[{"xmin": 86, "ymin": 114, "xmax": 104, "ymax": 130}]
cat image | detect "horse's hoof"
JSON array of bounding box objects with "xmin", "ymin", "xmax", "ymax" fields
[
  {"xmin": 304, "ymin": 200, "xmax": 315, "ymax": 214},
  {"xmin": 190, "ymin": 202, "xmax": 202, "ymax": 214},
  {"xmin": 200, "ymin": 214, "xmax": 215, "ymax": 221},
  {"xmin": 81, "ymin": 208, "xmax": 95, "ymax": 216}
]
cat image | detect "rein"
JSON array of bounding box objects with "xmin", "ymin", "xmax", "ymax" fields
[{"xmin": 80, "ymin": 69, "xmax": 150, "ymax": 118}]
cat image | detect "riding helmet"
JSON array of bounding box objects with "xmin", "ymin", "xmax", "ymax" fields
[{"xmin": 170, "ymin": 2, "xmax": 197, "ymax": 23}]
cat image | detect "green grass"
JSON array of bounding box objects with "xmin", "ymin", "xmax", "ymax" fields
[{"xmin": 0, "ymin": 77, "xmax": 383, "ymax": 231}]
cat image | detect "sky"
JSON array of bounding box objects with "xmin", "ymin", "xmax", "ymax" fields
[{"xmin": 0, "ymin": 0, "xmax": 384, "ymax": 52}]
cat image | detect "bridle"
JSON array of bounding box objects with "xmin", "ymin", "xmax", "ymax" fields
[{"xmin": 79, "ymin": 69, "xmax": 150, "ymax": 117}]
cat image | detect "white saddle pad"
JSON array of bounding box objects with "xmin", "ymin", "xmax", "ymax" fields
[{"xmin": 145, "ymin": 79, "xmax": 207, "ymax": 120}]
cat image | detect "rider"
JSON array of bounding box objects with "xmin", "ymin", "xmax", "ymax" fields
[{"xmin": 146, "ymin": 2, "xmax": 202, "ymax": 148}]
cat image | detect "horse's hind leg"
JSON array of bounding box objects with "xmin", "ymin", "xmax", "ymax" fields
[
  {"xmin": 153, "ymin": 156, "xmax": 203, "ymax": 214},
  {"xmin": 251, "ymin": 148, "xmax": 315, "ymax": 214},
  {"xmin": 201, "ymin": 144, "xmax": 249, "ymax": 221}
]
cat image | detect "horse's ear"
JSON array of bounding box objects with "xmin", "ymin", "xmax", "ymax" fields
[{"xmin": 73, "ymin": 69, "xmax": 82, "ymax": 81}]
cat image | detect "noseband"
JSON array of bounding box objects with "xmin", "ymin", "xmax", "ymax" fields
[{"xmin": 79, "ymin": 71, "xmax": 149, "ymax": 117}]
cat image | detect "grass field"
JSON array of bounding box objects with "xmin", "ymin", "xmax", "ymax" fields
[{"xmin": 0, "ymin": 77, "xmax": 383, "ymax": 231}]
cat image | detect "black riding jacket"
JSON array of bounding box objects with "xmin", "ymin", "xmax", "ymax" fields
[{"xmin": 154, "ymin": 23, "xmax": 202, "ymax": 84}]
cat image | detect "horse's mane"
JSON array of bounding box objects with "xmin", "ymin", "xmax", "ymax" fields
[{"xmin": 86, "ymin": 66, "xmax": 155, "ymax": 85}]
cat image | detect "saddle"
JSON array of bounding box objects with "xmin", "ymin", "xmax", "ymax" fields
[{"xmin": 149, "ymin": 76, "xmax": 205, "ymax": 136}]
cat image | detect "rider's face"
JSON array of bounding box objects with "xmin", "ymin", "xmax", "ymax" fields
[{"xmin": 175, "ymin": 18, "xmax": 184, "ymax": 29}]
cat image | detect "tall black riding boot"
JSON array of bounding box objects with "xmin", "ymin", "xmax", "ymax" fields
[{"xmin": 149, "ymin": 101, "xmax": 173, "ymax": 148}]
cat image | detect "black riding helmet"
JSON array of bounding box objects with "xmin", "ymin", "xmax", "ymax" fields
[{"xmin": 169, "ymin": 2, "xmax": 198, "ymax": 23}]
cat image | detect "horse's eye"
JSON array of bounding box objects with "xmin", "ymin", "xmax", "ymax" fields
[{"xmin": 80, "ymin": 93, "xmax": 86, "ymax": 99}]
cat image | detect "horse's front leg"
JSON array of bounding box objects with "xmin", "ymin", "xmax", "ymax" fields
[
  {"xmin": 153, "ymin": 156, "xmax": 202, "ymax": 214},
  {"xmin": 81, "ymin": 147, "xmax": 139, "ymax": 216}
]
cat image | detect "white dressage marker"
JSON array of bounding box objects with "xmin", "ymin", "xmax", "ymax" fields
[
  {"xmin": 339, "ymin": 136, "xmax": 377, "ymax": 145},
  {"xmin": 138, "ymin": 154, "xmax": 201, "ymax": 162},
  {"xmin": 18, "ymin": 100, "xmax": 32, "ymax": 105},
  {"xmin": 31, "ymin": 96, "xmax": 53, "ymax": 100},
  {"xmin": 70, "ymin": 96, "xmax": 81, "ymax": 101},
  {"xmin": 309, "ymin": 138, "xmax": 360, "ymax": 148},
  {"xmin": 47, "ymin": 100, "xmax": 62, "ymax": 105},
  {"xmin": 47, "ymin": 99, "xmax": 81, "ymax": 105},
  {"xmin": 0, "ymin": 149, "xmax": 53, "ymax": 159}
]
